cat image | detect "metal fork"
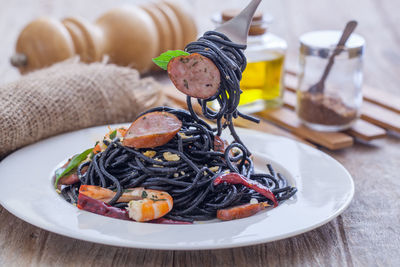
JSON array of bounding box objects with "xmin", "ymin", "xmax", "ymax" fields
[{"xmin": 214, "ymin": 0, "xmax": 262, "ymax": 45}]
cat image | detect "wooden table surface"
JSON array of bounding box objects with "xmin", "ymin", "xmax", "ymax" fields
[{"xmin": 1, "ymin": 0, "xmax": 399, "ymax": 266}]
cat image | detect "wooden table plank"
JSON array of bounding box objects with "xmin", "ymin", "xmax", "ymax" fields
[
  {"xmin": 359, "ymin": 85, "xmax": 400, "ymax": 114},
  {"xmin": 361, "ymin": 101, "xmax": 400, "ymax": 132},
  {"xmin": 345, "ymin": 119, "xmax": 387, "ymax": 140},
  {"xmin": 283, "ymin": 74, "xmax": 298, "ymax": 93},
  {"xmin": 232, "ymin": 116, "xmax": 316, "ymax": 147}
]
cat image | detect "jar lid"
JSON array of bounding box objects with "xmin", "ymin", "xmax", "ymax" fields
[
  {"xmin": 300, "ymin": 30, "xmax": 365, "ymax": 58},
  {"xmin": 212, "ymin": 9, "xmax": 273, "ymax": 36}
]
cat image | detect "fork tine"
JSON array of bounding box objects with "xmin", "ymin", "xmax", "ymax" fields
[{"xmin": 214, "ymin": 0, "xmax": 262, "ymax": 45}]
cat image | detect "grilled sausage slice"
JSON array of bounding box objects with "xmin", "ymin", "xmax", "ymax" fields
[
  {"xmin": 123, "ymin": 111, "xmax": 182, "ymax": 148},
  {"xmin": 214, "ymin": 135, "xmax": 229, "ymax": 152},
  {"xmin": 167, "ymin": 53, "xmax": 220, "ymax": 99}
]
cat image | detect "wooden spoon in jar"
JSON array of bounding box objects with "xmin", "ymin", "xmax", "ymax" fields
[{"xmin": 308, "ymin": 20, "xmax": 358, "ymax": 94}]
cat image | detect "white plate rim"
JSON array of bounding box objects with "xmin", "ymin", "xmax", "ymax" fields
[{"xmin": 0, "ymin": 125, "xmax": 354, "ymax": 250}]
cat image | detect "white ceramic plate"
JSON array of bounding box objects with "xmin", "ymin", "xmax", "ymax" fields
[{"xmin": 0, "ymin": 125, "xmax": 354, "ymax": 250}]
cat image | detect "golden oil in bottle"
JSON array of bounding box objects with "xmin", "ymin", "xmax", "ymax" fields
[
  {"xmin": 239, "ymin": 52, "xmax": 285, "ymax": 111},
  {"xmin": 237, "ymin": 32, "xmax": 287, "ymax": 114}
]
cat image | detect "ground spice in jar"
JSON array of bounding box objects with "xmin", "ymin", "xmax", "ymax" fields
[{"xmin": 297, "ymin": 91, "xmax": 357, "ymax": 125}]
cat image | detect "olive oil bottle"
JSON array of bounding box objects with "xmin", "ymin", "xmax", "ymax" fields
[
  {"xmin": 240, "ymin": 50, "xmax": 285, "ymax": 112},
  {"xmin": 214, "ymin": 10, "xmax": 287, "ymax": 113}
]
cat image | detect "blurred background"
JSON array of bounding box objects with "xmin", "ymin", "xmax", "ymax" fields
[
  {"xmin": 0, "ymin": 0, "xmax": 399, "ymax": 97},
  {"xmin": 0, "ymin": 3, "xmax": 399, "ymax": 265}
]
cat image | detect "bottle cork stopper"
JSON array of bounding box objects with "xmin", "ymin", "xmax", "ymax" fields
[
  {"xmin": 221, "ymin": 9, "xmax": 266, "ymax": 35},
  {"xmin": 221, "ymin": 9, "xmax": 263, "ymax": 22}
]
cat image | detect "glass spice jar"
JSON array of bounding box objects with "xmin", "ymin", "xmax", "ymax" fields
[
  {"xmin": 212, "ymin": 9, "xmax": 287, "ymax": 114},
  {"xmin": 296, "ymin": 31, "xmax": 365, "ymax": 131}
]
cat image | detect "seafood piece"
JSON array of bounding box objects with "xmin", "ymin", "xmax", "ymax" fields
[
  {"xmin": 167, "ymin": 53, "xmax": 220, "ymax": 99},
  {"xmin": 127, "ymin": 189, "xmax": 173, "ymax": 222},
  {"xmin": 79, "ymin": 185, "xmax": 173, "ymax": 222},
  {"xmin": 79, "ymin": 185, "xmax": 144, "ymax": 203},
  {"xmin": 217, "ymin": 202, "xmax": 269, "ymax": 221},
  {"xmin": 123, "ymin": 111, "xmax": 182, "ymax": 148}
]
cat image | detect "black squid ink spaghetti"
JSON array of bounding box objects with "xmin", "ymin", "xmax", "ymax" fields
[
  {"xmin": 55, "ymin": 30, "xmax": 297, "ymax": 223},
  {"xmin": 184, "ymin": 31, "xmax": 261, "ymax": 152}
]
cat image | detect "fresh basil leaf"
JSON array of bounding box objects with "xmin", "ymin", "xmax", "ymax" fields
[
  {"xmin": 142, "ymin": 190, "xmax": 148, "ymax": 198},
  {"xmin": 109, "ymin": 130, "xmax": 117, "ymax": 140},
  {"xmin": 152, "ymin": 50, "xmax": 190, "ymax": 70},
  {"xmin": 54, "ymin": 148, "xmax": 92, "ymax": 188}
]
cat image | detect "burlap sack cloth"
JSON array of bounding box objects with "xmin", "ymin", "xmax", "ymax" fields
[{"xmin": 0, "ymin": 61, "xmax": 165, "ymax": 158}]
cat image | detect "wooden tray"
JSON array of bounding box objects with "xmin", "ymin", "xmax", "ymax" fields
[{"xmin": 164, "ymin": 70, "xmax": 400, "ymax": 150}]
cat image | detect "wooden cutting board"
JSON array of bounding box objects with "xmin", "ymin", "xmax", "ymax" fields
[
  {"xmin": 163, "ymin": 85, "xmax": 315, "ymax": 147},
  {"xmin": 164, "ymin": 69, "xmax": 399, "ymax": 150}
]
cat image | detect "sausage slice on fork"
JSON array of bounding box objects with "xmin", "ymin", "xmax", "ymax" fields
[{"xmin": 167, "ymin": 53, "xmax": 220, "ymax": 99}]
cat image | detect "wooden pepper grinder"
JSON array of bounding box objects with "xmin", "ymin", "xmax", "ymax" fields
[{"xmin": 10, "ymin": 1, "xmax": 197, "ymax": 74}]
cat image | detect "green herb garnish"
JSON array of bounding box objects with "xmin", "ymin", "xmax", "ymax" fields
[
  {"xmin": 150, "ymin": 198, "xmax": 167, "ymax": 202},
  {"xmin": 123, "ymin": 189, "xmax": 133, "ymax": 193},
  {"xmin": 142, "ymin": 190, "xmax": 148, "ymax": 198},
  {"xmin": 152, "ymin": 50, "xmax": 190, "ymax": 70},
  {"xmin": 109, "ymin": 130, "xmax": 117, "ymax": 140},
  {"xmin": 54, "ymin": 148, "xmax": 92, "ymax": 189}
]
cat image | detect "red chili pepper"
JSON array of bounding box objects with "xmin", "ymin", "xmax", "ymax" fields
[
  {"xmin": 149, "ymin": 218, "xmax": 193, "ymax": 224},
  {"xmin": 77, "ymin": 193, "xmax": 131, "ymax": 221},
  {"xmin": 213, "ymin": 173, "xmax": 278, "ymax": 207},
  {"xmin": 217, "ymin": 202, "xmax": 269, "ymax": 221}
]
